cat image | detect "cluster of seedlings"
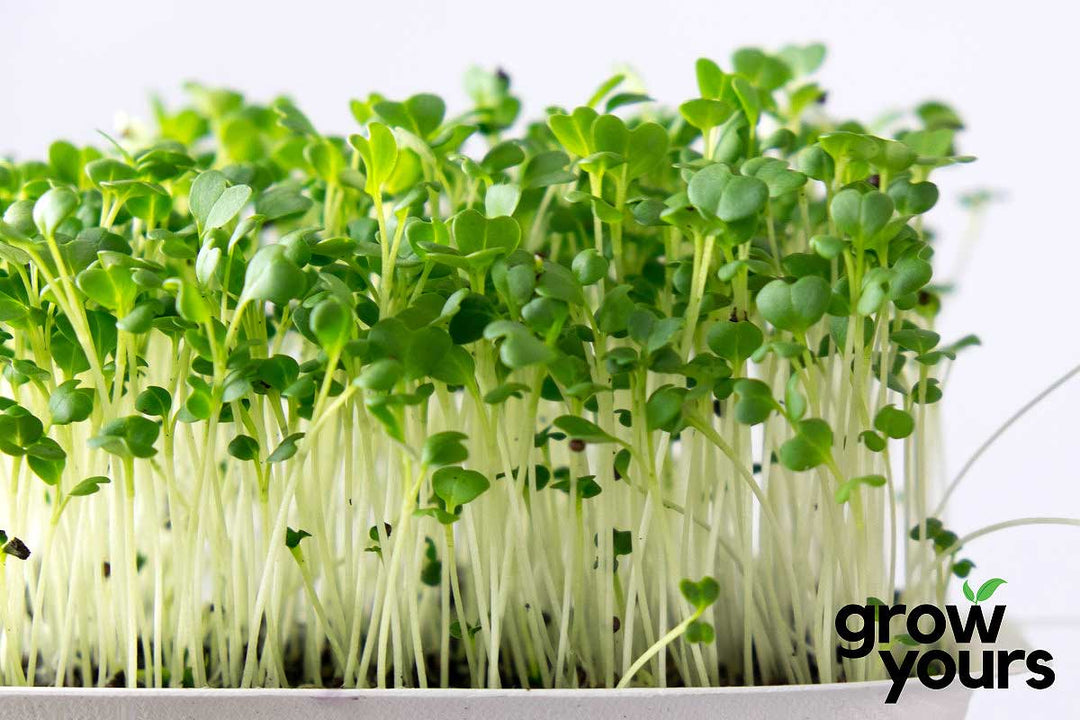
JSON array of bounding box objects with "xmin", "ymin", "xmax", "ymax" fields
[{"xmin": 0, "ymin": 44, "xmax": 1065, "ymax": 690}]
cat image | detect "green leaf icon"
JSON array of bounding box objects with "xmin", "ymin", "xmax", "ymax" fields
[
  {"xmin": 976, "ymin": 578, "xmax": 1007, "ymax": 603},
  {"xmin": 962, "ymin": 580, "xmax": 975, "ymax": 603}
]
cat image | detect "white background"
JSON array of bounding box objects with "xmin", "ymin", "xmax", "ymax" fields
[{"xmin": 3, "ymin": 0, "xmax": 1079, "ymax": 714}]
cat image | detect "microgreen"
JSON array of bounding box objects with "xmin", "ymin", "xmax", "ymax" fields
[{"xmin": 0, "ymin": 43, "xmax": 1068, "ymax": 694}]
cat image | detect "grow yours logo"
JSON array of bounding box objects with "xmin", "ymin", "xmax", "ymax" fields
[{"xmin": 835, "ymin": 578, "xmax": 1055, "ymax": 703}]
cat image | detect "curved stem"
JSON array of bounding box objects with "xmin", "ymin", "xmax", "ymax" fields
[
  {"xmin": 933, "ymin": 359, "xmax": 1080, "ymax": 516},
  {"xmin": 616, "ymin": 610, "xmax": 701, "ymax": 689},
  {"xmin": 953, "ymin": 517, "xmax": 1080, "ymax": 550}
]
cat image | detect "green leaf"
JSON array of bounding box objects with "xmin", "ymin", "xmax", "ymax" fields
[
  {"xmin": 407, "ymin": 218, "xmax": 451, "ymax": 259},
  {"xmin": 451, "ymin": 208, "xmax": 520, "ymax": 257},
  {"xmin": 755, "ymin": 277, "xmax": 831, "ymax": 334},
  {"xmin": 367, "ymin": 400, "xmax": 404, "ymax": 443},
  {"xmin": 779, "ymin": 43, "xmax": 826, "ymax": 77},
  {"xmin": 810, "ymin": 234, "xmax": 845, "ymax": 260},
  {"xmin": 422, "ymin": 431, "xmax": 469, "ymax": 467},
  {"xmin": 49, "ymin": 380, "xmax": 94, "ymax": 425},
  {"xmin": 241, "ymin": 245, "xmax": 307, "ymax": 306},
  {"xmin": 733, "ymin": 379, "xmax": 777, "ymax": 425},
  {"xmin": 625, "ymin": 122, "xmax": 670, "ymax": 179},
  {"xmin": 687, "ymin": 163, "xmax": 768, "ymax": 222},
  {"xmin": 273, "ymin": 97, "xmax": 318, "ymax": 136},
  {"xmin": 594, "ymin": 285, "xmax": 635, "ymax": 334},
  {"xmin": 646, "ymin": 385, "xmax": 686, "ymax": 432},
  {"xmin": 420, "ymin": 536, "xmax": 442, "ymax": 586},
  {"xmin": 530, "ymin": 263, "xmax": 578, "ymax": 306},
  {"xmin": 135, "ymin": 386, "xmax": 173, "ymax": 418},
  {"xmin": 49, "ymin": 140, "xmax": 83, "ymax": 184},
  {"xmin": 551, "ymin": 474, "xmax": 602, "ymax": 499},
  {"xmin": 859, "ymin": 430, "xmax": 886, "ymax": 452},
  {"xmin": 86, "ymin": 158, "xmax": 135, "ymax": 189},
  {"xmin": 309, "ymin": 297, "xmax": 352, "ymax": 353},
  {"xmin": 874, "ymin": 404, "xmax": 914, "ymax": 439},
  {"xmin": 267, "ymin": 433, "xmax": 304, "ymax": 463},
  {"xmin": 432, "ymin": 466, "xmax": 490, "ymax": 514},
  {"xmin": 483, "ymin": 382, "xmax": 530, "ymax": 404},
  {"xmin": 733, "ymin": 47, "xmax": 792, "ymax": 91},
  {"xmin": 485, "ymin": 184, "xmax": 521, "ymax": 218},
  {"xmin": 349, "ymin": 123, "xmax": 398, "ymax": 194},
  {"xmin": 587, "ymin": 73, "xmax": 625, "ymax": 109},
  {"xmin": 205, "ymin": 184, "xmax": 252, "ymax": 231},
  {"xmin": 117, "ymin": 301, "xmax": 161, "ymax": 334},
  {"xmin": 548, "ymin": 107, "xmax": 598, "ymax": 158},
  {"xmin": 88, "ymin": 416, "xmax": 160, "ymax": 458},
  {"xmin": 890, "ymin": 256, "xmax": 933, "ymax": 298},
  {"xmin": 164, "ymin": 278, "xmax": 211, "ymax": 324},
  {"xmin": 285, "ymin": 527, "xmax": 312, "ymax": 550},
  {"xmin": 614, "ymin": 448, "xmax": 631, "ymax": 480},
  {"xmin": 912, "ymin": 378, "xmax": 943, "ymax": 404},
  {"xmin": 953, "ymin": 560, "xmax": 976, "ymax": 579},
  {"xmin": 552, "ymin": 415, "xmax": 620, "ymax": 444},
  {"xmin": 741, "ymin": 157, "xmax": 807, "ymax": 198},
  {"xmin": 179, "ymin": 386, "xmax": 212, "ymax": 425},
  {"xmin": 227, "ymin": 435, "xmax": 260, "ymax": 462},
  {"xmin": 695, "ymin": 58, "xmax": 726, "ymax": 98},
  {"xmin": 448, "ymin": 620, "xmax": 481, "ymax": 640},
  {"xmin": 27, "ymin": 437, "xmax": 66, "ymax": 486},
  {"xmin": 69, "ymin": 475, "xmax": 110, "ymax": 497},
  {"xmin": 909, "ymin": 517, "xmax": 945, "ymax": 541},
  {"xmin": 305, "ymin": 139, "xmax": 344, "ymax": 182},
  {"xmin": 495, "ymin": 263, "xmax": 534, "ymax": 308},
  {"xmin": 77, "ymin": 263, "xmax": 138, "ymax": 313},
  {"xmin": 706, "ymin": 321, "xmax": 763, "ymax": 365},
  {"xmin": 872, "ymin": 139, "xmax": 918, "ymax": 174},
  {"xmin": 33, "ymin": 187, "xmax": 79, "ymax": 237},
  {"xmin": 572, "ymin": 249, "xmax": 608, "ymax": 286},
  {"xmin": 401, "ymin": 326, "xmax": 450, "ymax": 381},
  {"xmin": 796, "ymin": 146, "xmax": 835, "ymax": 182},
  {"xmin": 830, "ymin": 189, "xmax": 894, "ymax": 241},
  {"xmin": 255, "ymin": 186, "xmax": 312, "ymax": 221},
  {"xmin": 778, "ymin": 418, "xmax": 833, "ymax": 471},
  {"xmin": 410, "ymin": 94, "xmax": 447, "ymax": 136},
  {"xmin": 606, "ymin": 92, "xmax": 652, "ymax": 113},
  {"xmin": 483, "ymin": 321, "xmax": 554, "ymax": 369},
  {"xmin": 0, "ymin": 408, "xmax": 44, "ymax": 455},
  {"xmin": 523, "ymin": 296, "xmax": 570, "ymax": 336},
  {"xmin": 818, "ymin": 131, "xmax": 880, "ymax": 164},
  {"xmin": 189, "ymin": 170, "xmax": 228, "ymax": 228},
  {"xmin": 834, "ymin": 474, "xmax": 886, "ymax": 504},
  {"xmin": 685, "ymin": 620, "xmax": 715, "ymax": 644},
  {"xmin": 891, "ymin": 328, "xmax": 940, "ymax": 354},
  {"xmin": 889, "ymin": 179, "xmax": 939, "ymax": 216},
  {"xmin": 358, "ymin": 358, "xmax": 403, "ymax": 391},
  {"xmin": 0, "ymin": 220, "xmax": 33, "ymax": 263},
  {"xmin": 679, "ymin": 576, "xmax": 720, "ymax": 611},
  {"xmin": 522, "ymin": 150, "xmax": 574, "ymax": 188},
  {"xmin": 635, "ymin": 321, "xmax": 671, "ymax": 355},
  {"xmin": 731, "ymin": 76, "xmax": 760, "ymax": 129},
  {"xmin": 679, "ymin": 98, "xmax": 735, "ymax": 132},
  {"xmin": 785, "ymin": 373, "xmax": 806, "ymax": 421}
]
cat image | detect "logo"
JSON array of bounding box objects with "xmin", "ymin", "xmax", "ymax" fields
[{"xmin": 834, "ymin": 578, "xmax": 1055, "ymax": 703}]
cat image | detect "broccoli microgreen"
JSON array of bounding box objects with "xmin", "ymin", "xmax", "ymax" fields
[{"xmin": 0, "ymin": 43, "xmax": 1075, "ymax": 693}]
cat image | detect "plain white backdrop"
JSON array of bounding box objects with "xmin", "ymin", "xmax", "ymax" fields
[{"xmin": 3, "ymin": 0, "xmax": 1079, "ymax": 714}]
